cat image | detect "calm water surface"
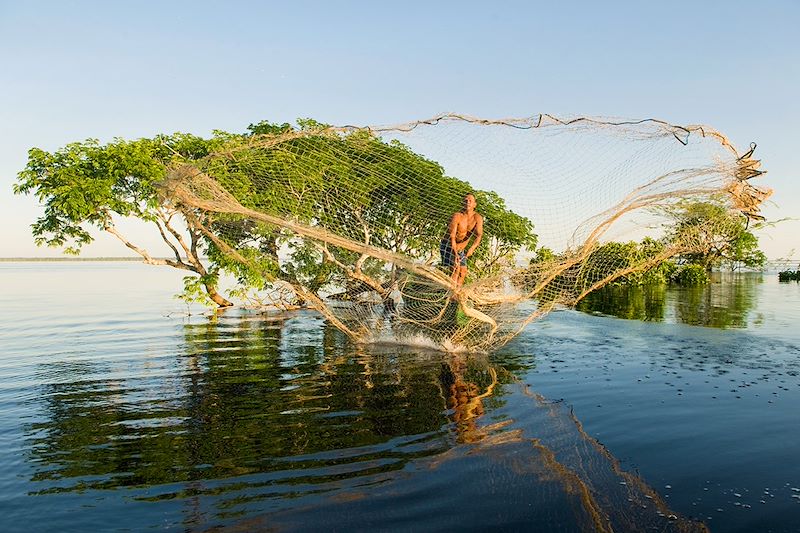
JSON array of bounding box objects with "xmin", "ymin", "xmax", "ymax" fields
[{"xmin": 0, "ymin": 263, "xmax": 798, "ymax": 532}]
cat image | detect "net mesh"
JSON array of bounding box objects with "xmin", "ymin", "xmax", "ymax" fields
[{"xmin": 159, "ymin": 114, "xmax": 770, "ymax": 351}]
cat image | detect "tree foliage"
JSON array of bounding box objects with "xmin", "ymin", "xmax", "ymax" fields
[
  {"xmin": 199, "ymin": 125, "xmax": 537, "ymax": 297},
  {"xmin": 670, "ymin": 264, "xmax": 710, "ymax": 285},
  {"xmin": 15, "ymin": 133, "xmax": 233, "ymax": 306},
  {"xmin": 664, "ymin": 200, "xmax": 766, "ymax": 271},
  {"xmin": 15, "ymin": 121, "xmax": 538, "ymax": 307},
  {"xmin": 578, "ymin": 237, "xmax": 676, "ymax": 286}
]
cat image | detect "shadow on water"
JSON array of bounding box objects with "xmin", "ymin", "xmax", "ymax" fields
[
  {"xmin": 22, "ymin": 311, "xmax": 708, "ymax": 532},
  {"xmin": 577, "ymin": 272, "xmax": 762, "ymax": 328}
]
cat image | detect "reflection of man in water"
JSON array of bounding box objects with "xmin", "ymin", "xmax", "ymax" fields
[
  {"xmin": 440, "ymin": 193, "xmax": 484, "ymax": 286},
  {"xmin": 440, "ymin": 355, "xmax": 496, "ymax": 443}
]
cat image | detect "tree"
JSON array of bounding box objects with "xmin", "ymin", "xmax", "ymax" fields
[
  {"xmin": 15, "ymin": 121, "xmax": 538, "ymax": 308},
  {"xmin": 14, "ymin": 133, "xmax": 235, "ymax": 307},
  {"xmin": 176, "ymin": 124, "xmax": 537, "ymax": 303},
  {"xmin": 664, "ymin": 201, "xmax": 766, "ymax": 271},
  {"xmin": 574, "ymin": 237, "xmax": 677, "ymax": 287}
]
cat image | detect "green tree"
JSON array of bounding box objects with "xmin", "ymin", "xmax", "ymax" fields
[
  {"xmin": 15, "ymin": 121, "xmax": 537, "ymax": 308},
  {"xmin": 575, "ymin": 237, "xmax": 676, "ymax": 288},
  {"xmin": 171, "ymin": 125, "xmax": 537, "ymax": 303},
  {"xmin": 531, "ymin": 246, "xmax": 556, "ymax": 264},
  {"xmin": 14, "ymin": 134, "xmax": 235, "ymax": 307},
  {"xmin": 664, "ymin": 201, "xmax": 766, "ymax": 271},
  {"xmin": 670, "ymin": 264, "xmax": 710, "ymax": 285}
]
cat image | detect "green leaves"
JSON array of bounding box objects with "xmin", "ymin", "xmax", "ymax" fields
[
  {"xmin": 664, "ymin": 200, "xmax": 767, "ymax": 270},
  {"xmin": 14, "ymin": 137, "xmax": 172, "ymax": 251},
  {"xmin": 580, "ymin": 240, "xmax": 672, "ymax": 286},
  {"xmin": 176, "ymin": 274, "xmax": 217, "ymax": 307},
  {"xmin": 671, "ymin": 264, "xmax": 709, "ymax": 285},
  {"xmin": 194, "ymin": 125, "xmax": 539, "ymax": 295},
  {"xmin": 15, "ymin": 118, "xmax": 541, "ymax": 307}
]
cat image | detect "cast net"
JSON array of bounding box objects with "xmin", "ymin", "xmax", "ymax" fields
[{"xmin": 159, "ymin": 114, "xmax": 770, "ymax": 351}]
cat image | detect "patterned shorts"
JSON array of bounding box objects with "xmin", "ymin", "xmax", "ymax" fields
[{"xmin": 440, "ymin": 239, "xmax": 467, "ymax": 267}]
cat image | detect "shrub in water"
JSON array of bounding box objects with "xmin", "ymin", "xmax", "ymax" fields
[
  {"xmin": 778, "ymin": 270, "xmax": 800, "ymax": 282},
  {"xmin": 671, "ymin": 264, "xmax": 710, "ymax": 285}
]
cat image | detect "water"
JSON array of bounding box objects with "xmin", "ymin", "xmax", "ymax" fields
[{"xmin": 1, "ymin": 263, "xmax": 799, "ymax": 532}]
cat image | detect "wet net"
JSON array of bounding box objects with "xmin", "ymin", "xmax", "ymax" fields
[{"xmin": 159, "ymin": 114, "xmax": 770, "ymax": 351}]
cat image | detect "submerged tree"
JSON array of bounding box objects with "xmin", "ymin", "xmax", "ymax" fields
[
  {"xmin": 14, "ymin": 121, "xmax": 537, "ymax": 308},
  {"xmin": 15, "ymin": 113, "xmax": 771, "ymax": 351},
  {"xmin": 526, "ymin": 200, "xmax": 769, "ymax": 300},
  {"xmin": 664, "ymin": 200, "xmax": 766, "ymax": 271}
]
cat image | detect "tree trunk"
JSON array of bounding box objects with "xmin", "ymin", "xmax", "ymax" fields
[{"xmin": 205, "ymin": 282, "xmax": 233, "ymax": 308}]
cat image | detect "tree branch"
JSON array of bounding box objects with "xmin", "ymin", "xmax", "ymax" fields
[
  {"xmin": 103, "ymin": 219, "xmax": 196, "ymax": 272},
  {"xmin": 316, "ymin": 243, "xmax": 387, "ymax": 297},
  {"xmin": 154, "ymin": 216, "xmax": 183, "ymax": 264},
  {"xmin": 161, "ymin": 210, "xmax": 206, "ymax": 274}
]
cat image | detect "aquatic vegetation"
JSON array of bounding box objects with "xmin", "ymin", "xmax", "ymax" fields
[
  {"xmin": 671, "ymin": 264, "xmax": 711, "ymax": 285},
  {"xmin": 779, "ymin": 270, "xmax": 800, "ymax": 281}
]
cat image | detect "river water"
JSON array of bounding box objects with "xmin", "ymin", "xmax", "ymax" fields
[{"xmin": 1, "ymin": 262, "xmax": 798, "ymax": 532}]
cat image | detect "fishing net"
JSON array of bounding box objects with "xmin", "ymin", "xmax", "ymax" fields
[{"xmin": 159, "ymin": 114, "xmax": 770, "ymax": 351}]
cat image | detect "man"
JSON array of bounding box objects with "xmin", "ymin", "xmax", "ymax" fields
[{"xmin": 440, "ymin": 193, "xmax": 484, "ymax": 286}]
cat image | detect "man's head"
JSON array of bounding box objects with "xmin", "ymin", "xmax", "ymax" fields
[{"xmin": 463, "ymin": 193, "xmax": 477, "ymax": 211}]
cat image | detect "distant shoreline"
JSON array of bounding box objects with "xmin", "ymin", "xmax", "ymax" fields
[
  {"xmin": 0, "ymin": 257, "xmax": 171, "ymax": 262},
  {"xmin": 2, "ymin": 257, "xmax": 794, "ymax": 273}
]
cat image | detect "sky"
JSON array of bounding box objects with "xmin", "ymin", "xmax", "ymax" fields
[{"xmin": 1, "ymin": 0, "xmax": 797, "ymax": 259}]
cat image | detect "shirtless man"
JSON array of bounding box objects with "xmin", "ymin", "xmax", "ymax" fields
[{"xmin": 440, "ymin": 193, "xmax": 484, "ymax": 287}]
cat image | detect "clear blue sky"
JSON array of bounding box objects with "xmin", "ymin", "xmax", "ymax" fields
[{"xmin": 1, "ymin": 0, "xmax": 797, "ymax": 258}]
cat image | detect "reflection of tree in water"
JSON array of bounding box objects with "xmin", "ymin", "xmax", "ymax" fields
[
  {"xmin": 578, "ymin": 273, "xmax": 761, "ymax": 329},
  {"xmin": 25, "ymin": 314, "xmax": 507, "ymax": 503},
  {"xmin": 24, "ymin": 313, "xmax": 711, "ymax": 532},
  {"xmin": 578, "ymin": 284, "xmax": 666, "ymax": 322},
  {"xmin": 673, "ymin": 273, "xmax": 760, "ymax": 328}
]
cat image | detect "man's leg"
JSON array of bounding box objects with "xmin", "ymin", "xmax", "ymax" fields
[
  {"xmin": 451, "ymin": 266, "xmax": 460, "ymax": 284},
  {"xmin": 441, "ymin": 240, "xmax": 457, "ymax": 283},
  {"xmin": 442, "ymin": 241, "xmax": 462, "ymax": 285},
  {"xmin": 456, "ymin": 252, "xmax": 468, "ymax": 286}
]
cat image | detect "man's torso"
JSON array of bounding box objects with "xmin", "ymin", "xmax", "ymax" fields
[{"xmin": 453, "ymin": 212, "xmax": 480, "ymax": 245}]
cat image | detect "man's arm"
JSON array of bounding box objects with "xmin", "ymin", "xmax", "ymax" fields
[
  {"xmin": 449, "ymin": 213, "xmax": 460, "ymax": 251},
  {"xmin": 466, "ymin": 214, "xmax": 484, "ymax": 257}
]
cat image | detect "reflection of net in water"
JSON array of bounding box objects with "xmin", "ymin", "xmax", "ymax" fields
[
  {"xmin": 25, "ymin": 310, "xmax": 708, "ymax": 531},
  {"xmin": 161, "ymin": 114, "xmax": 770, "ymax": 351},
  {"xmin": 241, "ymin": 351, "xmax": 708, "ymax": 533}
]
